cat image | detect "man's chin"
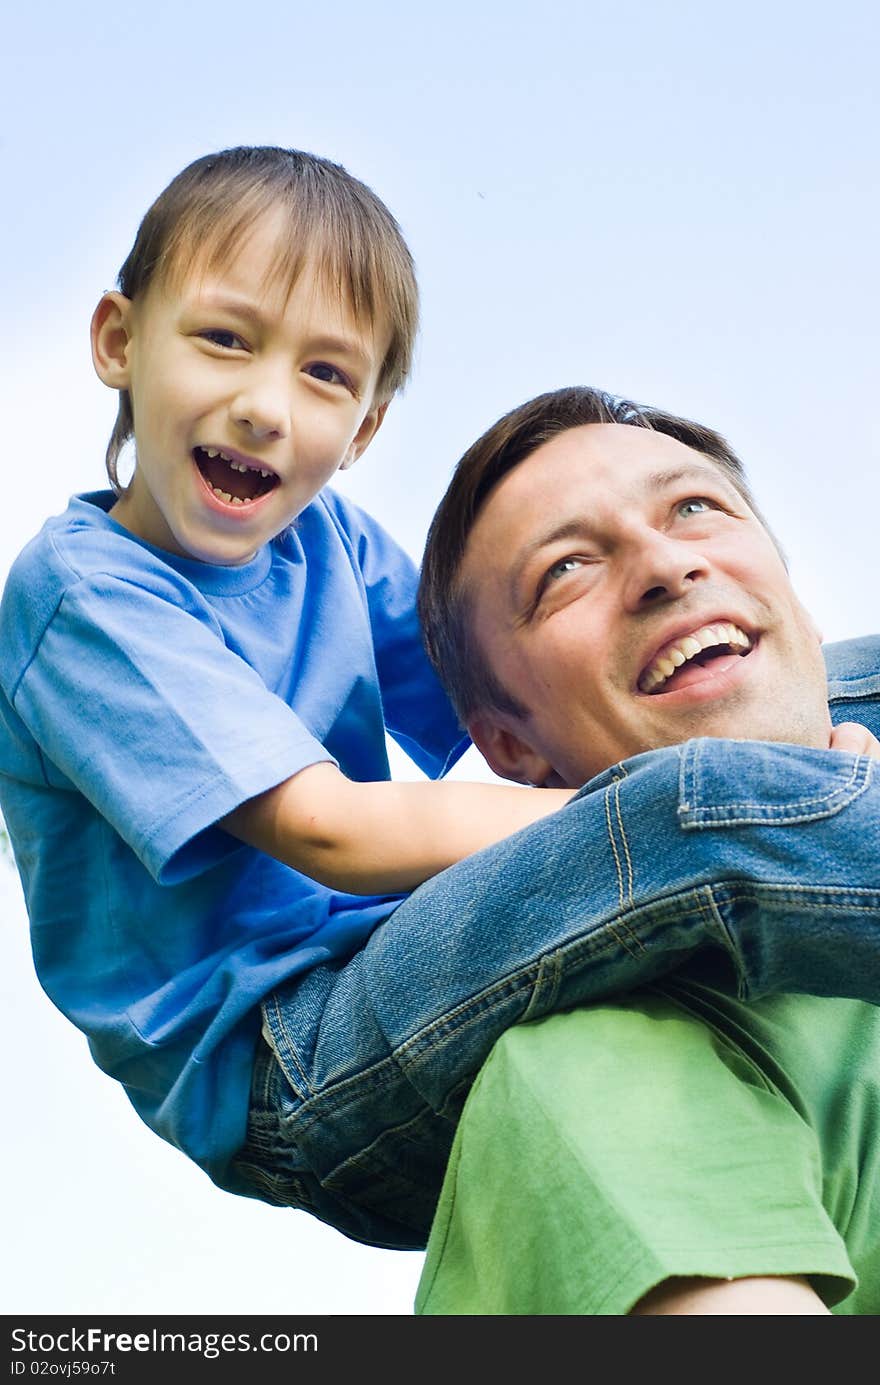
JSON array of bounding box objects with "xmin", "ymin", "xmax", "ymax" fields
[{"xmin": 653, "ymin": 708, "xmax": 832, "ymax": 753}]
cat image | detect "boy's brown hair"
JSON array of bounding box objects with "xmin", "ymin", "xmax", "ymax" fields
[{"xmin": 105, "ymin": 145, "xmax": 419, "ymax": 489}]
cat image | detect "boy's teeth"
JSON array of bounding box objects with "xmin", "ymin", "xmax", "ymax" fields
[
  {"xmin": 206, "ymin": 483, "xmax": 246, "ymax": 505},
  {"xmin": 200, "ymin": 447, "xmax": 273, "ymax": 480}
]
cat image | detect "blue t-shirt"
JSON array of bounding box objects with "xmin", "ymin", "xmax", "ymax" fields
[{"xmin": 0, "ymin": 489, "xmax": 467, "ymax": 1190}]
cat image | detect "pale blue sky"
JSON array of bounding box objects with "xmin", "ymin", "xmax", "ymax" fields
[{"xmin": 2, "ymin": 0, "xmax": 878, "ymax": 1315}]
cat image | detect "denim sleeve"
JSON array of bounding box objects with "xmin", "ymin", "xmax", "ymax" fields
[{"xmin": 825, "ymin": 634, "xmax": 880, "ymax": 736}]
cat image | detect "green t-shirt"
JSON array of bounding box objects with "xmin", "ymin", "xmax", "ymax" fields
[{"xmin": 415, "ymin": 974, "xmax": 880, "ymax": 1315}]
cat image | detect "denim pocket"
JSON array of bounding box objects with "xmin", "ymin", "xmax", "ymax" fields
[
  {"xmin": 260, "ymin": 985, "xmax": 324, "ymax": 1102},
  {"xmin": 678, "ymin": 738, "xmax": 873, "ymax": 828}
]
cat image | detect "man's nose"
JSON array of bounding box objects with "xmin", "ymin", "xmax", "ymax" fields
[
  {"xmin": 230, "ymin": 363, "xmax": 292, "ymax": 440},
  {"xmin": 623, "ymin": 531, "xmax": 709, "ymax": 610}
]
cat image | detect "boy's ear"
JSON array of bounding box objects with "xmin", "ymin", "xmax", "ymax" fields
[
  {"xmin": 90, "ymin": 292, "xmax": 135, "ymax": 389},
  {"xmin": 339, "ymin": 400, "xmax": 389, "ymax": 471},
  {"xmin": 468, "ymin": 711, "xmax": 556, "ymax": 788}
]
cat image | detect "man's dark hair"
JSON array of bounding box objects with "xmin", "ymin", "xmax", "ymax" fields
[{"xmin": 418, "ymin": 385, "xmax": 769, "ymax": 726}]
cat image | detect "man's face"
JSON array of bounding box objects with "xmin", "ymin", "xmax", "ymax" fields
[{"xmin": 459, "ymin": 423, "xmax": 831, "ymax": 789}]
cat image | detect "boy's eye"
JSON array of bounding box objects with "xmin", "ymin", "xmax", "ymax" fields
[
  {"xmin": 199, "ymin": 329, "xmax": 246, "ymax": 350},
  {"xmin": 304, "ymin": 362, "xmax": 352, "ymax": 388}
]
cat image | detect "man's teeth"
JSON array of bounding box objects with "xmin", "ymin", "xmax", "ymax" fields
[
  {"xmin": 201, "ymin": 447, "xmax": 273, "ymax": 478},
  {"xmin": 639, "ymin": 623, "xmax": 752, "ymax": 693}
]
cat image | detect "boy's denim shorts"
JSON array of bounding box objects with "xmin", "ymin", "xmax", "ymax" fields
[{"xmin": 231, "ymin": 717, "xmax": 880, "ymax": 1250}]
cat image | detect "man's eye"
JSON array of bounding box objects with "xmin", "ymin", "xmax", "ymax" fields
[
  {"xmin": 304, "ymin": 362, "xmax": 351, "ymax": 388},
  {"xmin": 546, "ymin": 556, "xmax": 585, "ymax": 582},
  {"xmin": 199, "ymin": 329, "xmax": 246, "ymax": 350},
  {"xmin": 531, "ymin": 555, "xmax": 590, "ymax": 614},
  {"xmin": 677, "ymin": 497, "xmax": 717, "ymax": 517},
  {"xmin": 540, "ymin": 556, "xmax": 587, "ymax": 595}
]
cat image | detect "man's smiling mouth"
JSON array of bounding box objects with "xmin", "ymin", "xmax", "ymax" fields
[
  {"xmin": 193, "ymin": 446, "xmax": 280, "ymax": 505},
  {"xmin": 638, "ymin": 622, "xmax": 755, "ymax": 694}
]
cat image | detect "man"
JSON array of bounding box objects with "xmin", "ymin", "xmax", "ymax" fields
[{"xmin": 413, "ymin": 386, "xmax": 880, "ymax": 1314}]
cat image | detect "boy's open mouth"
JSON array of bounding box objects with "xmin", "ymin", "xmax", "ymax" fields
[{"xmin": 193, "ymin": 446, "xmax": 279, "ymax": 505}]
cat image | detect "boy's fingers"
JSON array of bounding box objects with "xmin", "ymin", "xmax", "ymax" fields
[{"xmin": 829, "ymin": 721, "xmax": 880, "ymax": 760}]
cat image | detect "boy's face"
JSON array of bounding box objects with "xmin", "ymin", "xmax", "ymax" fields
[
  {"xmin": 92, "ymin": 208, "xmax": 389, "ymax": 565},
  {"xmin": 459, "ymin": 423, "xmax": 831, "ymax": 789}
]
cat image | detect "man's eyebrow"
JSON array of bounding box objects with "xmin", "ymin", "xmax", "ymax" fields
[
  {"xmin": 506, "ymin": 461, "xmax": 735, "ymax": 606},
  {"xmin": 508, "ymin": 518, "xmax": 592, "ymax": 607},
  {"xmin": 644, "ymin": 462, "xmax": 729, "ymax": 492}
]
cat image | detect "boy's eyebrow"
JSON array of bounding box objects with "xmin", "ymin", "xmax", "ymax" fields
[
  {"xmin": 306, "ymin": 334, "xmax": 375, "ymax": 366},
  {"xmin": 193, "ymin": 292, "xmax": 374, "ymax": 362},
  {"xmin": 193, "ymin": 291, "xmax": 268, "ymax": 324}
]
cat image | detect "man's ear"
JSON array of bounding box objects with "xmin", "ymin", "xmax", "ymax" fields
[
  {"xmin": 339, "ymin": 399, "xmax": 389, "ymax": 471},
  {"xmin": 90, "ymin": 292, "xmax": 135, "ymax": 389},
  {"xmin": 468, "ymin": 711, "xmax": 556, "ymax": 787}
]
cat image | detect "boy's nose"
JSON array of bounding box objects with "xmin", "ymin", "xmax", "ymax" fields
[{"xmin": 230, "ymin": 371, "xmax": 292, "ymax": 440}]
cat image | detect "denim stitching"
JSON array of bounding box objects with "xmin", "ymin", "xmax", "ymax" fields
[
  {"xmin": 284, "ymin": 970, "xmax": 537, "ymax": 1132},
  {"xmin": 291, "ymin": 966, "xmax": 549, "ymax": 1135},
  {"xmin": 702, "ymin": 886, "xmax": 750, "ymax": 999},
  {"xmin": 685, "ymin": 741, "xmax": 870, "ymax": 815},
  {"xmin": 688, "ymin": 737, "xmax": 870, "ymax": 808},
  {"xmin": 263, "ymin": 995, "xmax": 312, "ymax": 1098},
  {"xmin": 612, "ymin": 776, "xmax": 634, "ymax": 905},
  {"xmin": 327, "ymin": 1096, "xmax": 457, "ymax": 1179},
  {"xmin": 604, "ymin": 770, "xmax": 645, "ymax": 956},
  {"xmin": 681, "ymin": 755, "xmax": 872, "ymax": 826},
  {"xmin": 604, "ymin": 782, "xmax": 625, "ymax": 911},
  {"xmin": 391, "ymin": 894, "xmax": 684, "ymax": 1075},
  {"xmin": 282, "ymin": 878, "xmax": 880, "ymax": 1132},
  {"xmin": 281, "ymin": 883, "xmax": 880, "ymax": 1143},
  {"xmin": 375, "ymin": 883, "xmax": 880, "ymax": 1077},
  {"xmin": 718, "ymin": 887, "xmax": 880, "ymax": 909},
  {"xmin": 294, "ymin": 1050, "xmax": 433, "ymax": 1134},
  {"xmin": 521, "ymin": 949, "xmax": 562, "ymax": 1022},
  {"xmin": 395, "ymin": 970, "xmax": 538, "ymax": 1060}
]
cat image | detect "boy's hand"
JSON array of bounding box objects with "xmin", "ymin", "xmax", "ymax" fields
[{"xmin": 829, "ymin": 721, "xmax": 880, "ymax": 760}]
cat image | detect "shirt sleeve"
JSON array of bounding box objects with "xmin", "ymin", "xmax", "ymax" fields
[
  {"xmin": 326, "ymin": 493, "xmax": 470, "ymax": 778},
  {"xmin": 12, "ymin": 572, "xmax": 334, "ymax": 882}
]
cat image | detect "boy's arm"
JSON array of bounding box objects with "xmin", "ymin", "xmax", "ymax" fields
[
  {"xmin": 220, "ymin": 761, "xmax": 573, "ymax": 894},
  {"xmin": 221, "ymin": 722, "xmax": 879, "ymax": 894}
]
